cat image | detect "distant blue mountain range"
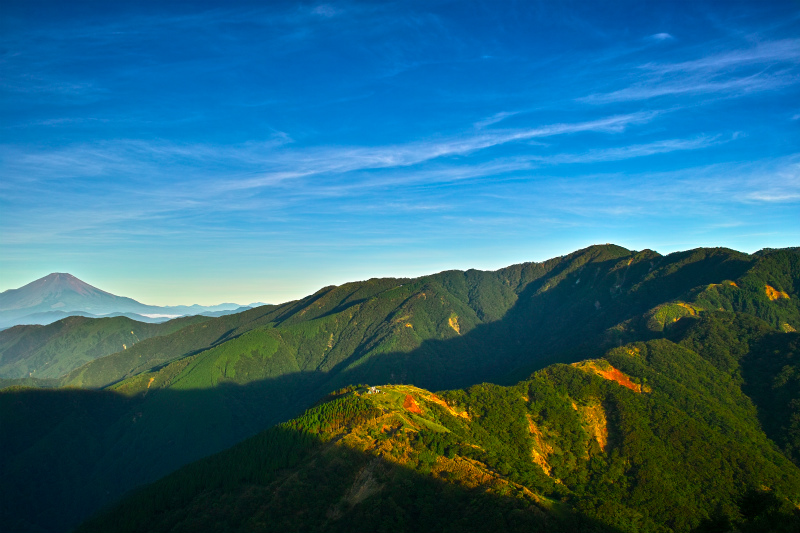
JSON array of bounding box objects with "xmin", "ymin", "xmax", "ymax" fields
[{"xmin": 0, "ymin": 273, "xmax": 264, "ymax": 328}]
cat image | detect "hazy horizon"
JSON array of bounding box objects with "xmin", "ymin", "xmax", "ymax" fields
[
  {"xmin": 2, "ymin": 0, "xmax": 798, "ymax": 306},
  {"xmin": 1, "ymin": 241, "xmax": 794, "ymax": 307}
]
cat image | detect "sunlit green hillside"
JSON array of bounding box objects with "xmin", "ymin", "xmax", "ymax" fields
[
  {"xmin": 2, "ymin": 245, "xmax": 799, "ymax": 533},
  {"xmin": 77, "ymin": 314, "xmax": 800, "ymax": 532},
  {"xmin": 0, "ymin": 314, "xmax": 211, "ymax": 379}
]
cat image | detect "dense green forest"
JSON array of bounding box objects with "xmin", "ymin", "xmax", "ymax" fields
[
  {"xmin": 2, "ymin": 244, "xmax": 799, "ymax": 532},
  {"xmin": 77, "ymin": 311, "xmax": 800, "ymax": 532},
  {"xmin": 0, "ymin": 314, "xmax": 211, "ymax": 379}
]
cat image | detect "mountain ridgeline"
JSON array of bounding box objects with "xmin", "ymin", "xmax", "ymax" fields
[
  {"xmin": 54, "ymin": 244, "xmax": 799, "ymax": 391},
  {"xmin": 2, "ymin": 244, "xmax": 800, "ymax": 533}
]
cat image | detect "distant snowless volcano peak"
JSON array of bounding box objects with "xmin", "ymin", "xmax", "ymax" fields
[
  {"xmin": 0, "ymin": 272, "xmax": 137, "ymax": 316},
  {"xmin": 29, "ymin": 273, "xmax": 111, "ymax": 298},
  {"xmin": 0, "ymin": 273, "xmax": 253, "ymax": 328}
]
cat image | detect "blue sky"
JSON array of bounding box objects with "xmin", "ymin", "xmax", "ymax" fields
[{"xmin": 1, "ymin": 0, "xmax": 799, "ymax": 305}]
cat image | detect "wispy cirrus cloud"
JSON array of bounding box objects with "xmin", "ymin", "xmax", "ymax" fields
[
  {"xmin": 582, "ymin": 38, "xmax": 800, "ymax": 104},
  {"xmin": 645, "ymin": 38, "xmax": 800, "ymax": 74},
  {"xmin": 740, "ymin": 158, "xmax": 800, "ymax": 203},
  {"xmin": 220, "ymin": 111, "xmax": 659, "ymax": 191},
  {"xmin": 320, "ymin": 134, "xmax": 724, "ymax": 193},
  {"xmin": 0, "ymin": 111, "xmax": 674, "ymax": 200},
  {"xmin": 3, "ymin": 111, "xmax": 653, "ymax": 194},
  {"xmin": 547, "ymin": 154, "xmax": 800, "ymax": 217},
  {"xmin": 473, "ymin": 111, "xmax": 519, "ymax": 129},
  {"xmin": 525, "ymin": 135, "xmax": 724, "ymax": 165},
  {"xmin": 584, "ymin": 71, "xmax": 798, "ymax": 103},
  {"xmin": 0, "ymin": 110, "xmax": 675, "ymax": 243}
]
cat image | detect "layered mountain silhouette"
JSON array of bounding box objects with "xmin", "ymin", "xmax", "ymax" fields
[
  {"xmin": 0, "ymin": 272, "xmax": 257, "ymax": 329},
  {"xmin": 2, "ymin": 244, "xmax": 799, "ymax": 533},
  {"xmin": 0, "ymin": 314, "xmax": 213, "ymax": 380},
  {"xmin": 78, "ymin": 321, "xmax": 800, "ymax": 533}
]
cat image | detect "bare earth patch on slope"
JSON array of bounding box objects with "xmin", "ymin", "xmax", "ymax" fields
[
  {"xmin": 448, "ymin": 315, "xmax": 460, "ymax": 334},
  {"xmin": 766, "ymin": 285, "xmax": 790, "ymax": 300},
  {"xmin": 526, "ymin": 414, "xmax": 554, "ymax": 476},
  {"xmin": 574, "ymin": 360, "xmax": 647, "ymax": 393},
  {"xmin": 403, "ymin": 394, "xmax": 422, "ymax": 414},
  {"xmin": 578, "ymin": 402, "xmax": 608, "ymax": 453}
]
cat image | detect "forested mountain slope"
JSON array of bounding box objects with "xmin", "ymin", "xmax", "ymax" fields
[
  {"xmin": 61, "ymin": 244, "xmax": 786, "ymax": 392},
  {"xmin": 2, "ymin": 244, "xmax": 799, "ymax": 533},
  {"xmin": 77, "ymin": 314, "xmax": 800, "ymax": 532},
  {"xmin": 0, "ymin": 314, "xmax": 211, "ymax": 379}
]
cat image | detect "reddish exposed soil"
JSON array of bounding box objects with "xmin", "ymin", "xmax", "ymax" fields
[
  {"xmin": 596, "ymin": 366, "xmax": 640, "ymax": 392},
  {"xmin": 403, "ymin": 394, "xmax": 422, "ymax": 414}
]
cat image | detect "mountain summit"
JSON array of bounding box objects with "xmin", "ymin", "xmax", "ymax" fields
[
  {"xmin": 0, "ymin": 273, "xmax": 251, "ymax": 328},
  {"xmin": 0, "ymin": 273, "xmax": 143, "ymax": 318},
  {"xmin": 33, "ymin": 273, "xmax": 108, "ymax": 299}
]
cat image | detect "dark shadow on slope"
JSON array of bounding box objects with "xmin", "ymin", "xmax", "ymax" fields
[
  {"xmin": 56, "ymin": 246, "xmax": 756, "ymax": 392},
  {"xmin": 2, "ymin": 248, "xmax": 764, "ymax": 532},
  {"xmin": 269, "ymin": 285, "xmax": 338, "ymax": 324},
  {"xmin": 1, "ymin": 378, "xmax": 326, "ymax": 533},
  {"xmin": 0, "ymin": 314, "xmax": 213, "ymax": 380},
  {"xmin": 630, "ymin": 248, "xmax": 751, "ymax": 300},
  {"xmin": 316, "ymin": 297, "xmax": 369, "ymax": 320},
  {"xmin": 739, "ymin": 331, "xmax": 800, "ymax": 466},
  {"xmin": 326, "ymin": 249, "xmax": 754, "ymax": 392},
  {"xmin": 665, "ymin": 311, "xmax": 800, "ymax": 467},
  {"xmin": 74, "ymin": 422, "xmax": 622, "ymax": 533},
  {"xmin": 3, "ymin": 384, "xmax": 626, "ymax": 533}
]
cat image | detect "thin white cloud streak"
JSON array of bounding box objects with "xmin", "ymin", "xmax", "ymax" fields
[
  {"xmin": 548, "ymin": 155, "xmax": 800, "ymax": 218},
  {"xmin": 0, "ymin": 135, "xmax": 293, "ymax": 187},
  {"xmin": 0, "ymin": 104, "xmax": 656, "ymax": 179},
  {"xmin": 739, "ymin": 158, "xmax": 800, "ymax": 203},
  {"xmin": 642, "ymin": 38, "xmax": 800, "ymax": 74},
  {"xmin": 582, "ymin": 39, "xmax": 800, "ymax": 104},
  {"xmin": 3, "ymin": 154, "xmax": 797, "ymax": 248},
  {"xmin": 525, "ymin": 136, "xmax": 723, "ymax": 165},
  {"xmin": 3, "ymin": 115, "xmax": 784, "ymax": 249},
  {"xmin": 225, "ymin": 112, "xmax": 658, "ymax": 191},
  {"xmin": 6, "ymin": 111, "xmax": 654, "ymax": 194},
  {"xmin": 473, "ymin": 111, "xmax": 519, "ymax": 129},
  {"xmin": 470, "ymin": 155, "xmax": 800, "ymax": 225},
  {"xmin": 746, "ymin": 192, "xmax": 800, "ymax": 202},
  {"xmin": 584, "ymin": 71, "xmax": 798, "ymax": 103},
  {"xmin": 285, "ymin": 135, "xmax": 723, "ymax": 198},
  {"xmin": 1, "ymin": 111, "xmax": 701, "ymax": 224}
]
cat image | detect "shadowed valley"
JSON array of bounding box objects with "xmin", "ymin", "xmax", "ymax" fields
[{"xmin": 2, "ymin": 244, "xmax": 800, "ymax": 532}]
